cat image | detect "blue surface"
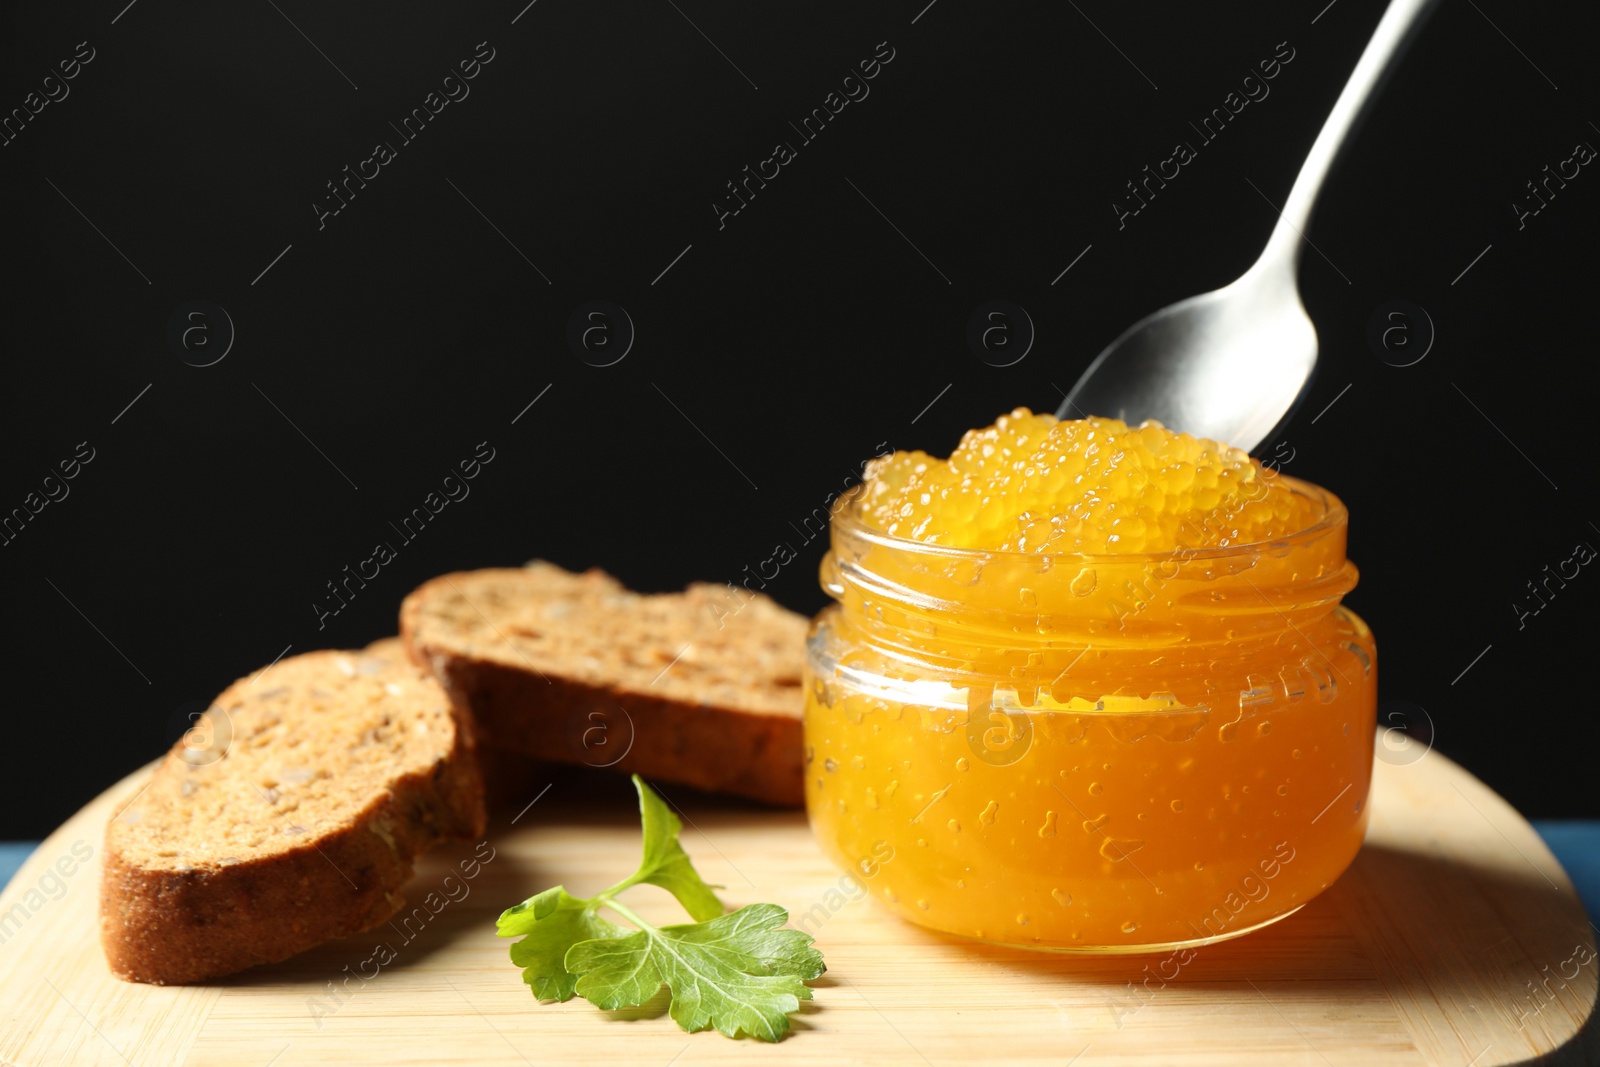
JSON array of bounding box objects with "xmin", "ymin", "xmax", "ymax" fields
[
  {"xmin": 3, "ymin": 828, "xmax": 1597, "ymax": 920},
  {"xmin": 1533, "ymin": 822, "xmax": 1600, "ymax": 926},
  {"xmin": 1, "ymin": 842, "xmax": 37, "ymax": 892}
]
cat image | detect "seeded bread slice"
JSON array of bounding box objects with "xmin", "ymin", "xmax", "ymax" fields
[
  {"xmin": 100, "ymin": 638, "xmax": 486, "ymax": 984},
  {"xmin": 400, "ymin": 563, "xmax": 808, "ymax": 806}
]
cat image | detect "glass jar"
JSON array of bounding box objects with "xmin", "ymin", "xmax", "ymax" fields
[{"xmin": 802, "ymin": 474, "xmax": 1376, "ymax": 953}]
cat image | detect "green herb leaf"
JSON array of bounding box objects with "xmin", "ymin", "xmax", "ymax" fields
[
  {"xmin": 568, "ymin": 903, "xmax": 825, "ymax": 1041},
  {"xmin": 611, "ymin": 772, "xmax": 725, "ymax": 922},
  {"xmin": 497, "ymin": 886, "xmax": 625, "ymax": 1001},
  {"xmin": 496, "ymin": 775, "xmax": 825, "ymax": 1040}
]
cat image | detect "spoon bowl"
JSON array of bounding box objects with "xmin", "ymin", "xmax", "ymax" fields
[
  {"xmin": 1056, "ymin": 0, "xmax": 1435, "ymax": 452},
  {"xmin": 1060, "ymin": 266, "xmax": 1316, "ymax": 451}
]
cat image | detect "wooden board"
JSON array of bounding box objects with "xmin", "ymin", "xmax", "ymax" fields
[{"xmin": 1, "ymin": 748, "xmax": 1594, "ymax": 1067}]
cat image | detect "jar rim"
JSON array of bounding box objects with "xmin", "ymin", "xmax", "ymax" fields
[{"xmin": 830, "ymin": 472, "xmax": 1347, "ymax": 565}]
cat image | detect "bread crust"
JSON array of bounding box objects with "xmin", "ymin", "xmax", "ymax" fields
[
  {"xmin": 415, "ymin": 643, "xmax": 802, "ymax": 806},
  {"xmin": 401, "ymin": 569, "xmax": 805, "ymax": 807},
  {"xmin": 99, "ymin": 645, "xmax": 485, "ymax": 984}
]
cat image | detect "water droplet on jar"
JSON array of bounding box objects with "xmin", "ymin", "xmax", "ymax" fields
[
  {"xmin": 850, "ymin": 755, "xmax": 866, "ymax": 770},
  {"xmin": 917, "ymin": 899, "xmax": 930, "ymax": 911},
  {"xmin": 1194, "ymin": 861, "xmax": 1206, "ymax": 871},
  {"xmin": 1051, "ymin": 888, "xmax": 1072, "ymax": 907},
  {"xmin": 1016, "ymin": 913, "xmax": 1030, "ymax": 926},
  {"xmin": 1170, "ymin": 799, "xmax": 1185, "ymax": 812},
  {"xmin": 865, "ymin": 788, "xmax": 879, "ymax": 809},
  {"xmin": 884, "ymin": 888, "xmax": 899, "ymax": 903},
  {"xmin": 1219, "ymin": 722, "xmax": 1239, "ymax": 743},
  {"xmin": 916, "ymin": 837, "xmax": 927, "ymax": 848},
  {"xmin": 1100, "ymin": 837, "xmax": 1145, "ymax": 862},
  {"xmin": 956, "ymin": 757, "xmax": 971, "ymax": 772},
  {"xmin": 824, "ymin": 757, "xmax": 838, "ymax": 773},
  {"xmin": 885, "ymin": 780, "xmax": 899, "ymax": 798},
  {"xmin": 1018, "ymin": 587, "xmax": 1038, "ymax": 609},
  {"xmin": 1038, "ymin": 810, "xmax": 1058, "ymax": 838},
  {"xmin": 1086, "ymin": 782, "xmax": 1104, "ymax": 797},
  {"xmin": 979, "ymin": 800, "xmax": 999, "ymax": 825},
  {"xmin": 1121, "ymin": 920, "xmax": 1139, "ymax": 934},
  {"xmin": 1277, "ymin": 784, "xmax": 1289, "ymax": 796},
  {"xmin": 1292, "ymin": 748, "xmax": 1302, "ymax": 759},
  {"xmin": 804, "ymin": 746, "xmax": 815, "ymax": 766},
  {"xmin": 948, "ymin": 819, "xmax": 962, "ymax": 833},
  {"xmin": 1071, "ymin": 568, "xmax": 1097, "ymax": 596},
  {"xmin": 1257, "ymin": 721, "xmax": 1273, "ymax": 737}
]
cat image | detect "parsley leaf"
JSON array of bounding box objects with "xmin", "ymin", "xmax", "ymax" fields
[
  {"xmin": 569, "ymin": 903, "xmax": 824, "ymax": 1041},
  {"xmin": 496, "ymin": 775, "xmax": 825, "ymax": 1041},
  {"xmin": 498, "ymin": 886, "xmax": 624, "ymax": 1001},
  {"xmin": 607, "ymin": 769, "xmax": 725, "ymax": 922}
]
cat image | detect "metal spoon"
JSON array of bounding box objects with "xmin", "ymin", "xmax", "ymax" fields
[{"xmin": 1056, "ymin": 0, "xmax": 1437, "ymax": 452}]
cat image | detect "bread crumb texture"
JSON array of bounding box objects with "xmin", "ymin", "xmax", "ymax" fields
[{"xmin": 405, "ymin": 564, "xmax": 806, "ymax": 716}]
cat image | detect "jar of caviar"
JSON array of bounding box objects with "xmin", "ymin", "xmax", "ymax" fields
[{"xmin": 803, "ymin": 464, "xmax": 1376, "ymax": 953}]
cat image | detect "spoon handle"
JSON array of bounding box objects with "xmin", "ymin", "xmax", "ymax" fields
[{"xmin": 1264, "ymin": 0, "xmax": 1438, "ymax": 268}]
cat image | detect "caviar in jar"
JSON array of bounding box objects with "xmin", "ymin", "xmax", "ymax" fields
[{"xmin": 803, "ymin": 411, "xmax": 1376, "ymax": 952}]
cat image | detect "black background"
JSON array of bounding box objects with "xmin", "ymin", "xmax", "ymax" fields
[{"xmin": 1, "ymin": 0, "xmax": 1596, "ymax": 839}]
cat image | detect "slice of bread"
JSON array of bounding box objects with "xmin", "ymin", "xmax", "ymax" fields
[
  {"xmin": 100, "ymin": 638, "xmax": 486, "ymax": 984},
  {"xmin": 400, "ymin": 563, "xmax": 808, "ymax": 806}
]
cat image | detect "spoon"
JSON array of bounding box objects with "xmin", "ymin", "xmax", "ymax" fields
[{"xmin": 1056, "ymin": 0, "xmax": 1437, "ymax": 452}]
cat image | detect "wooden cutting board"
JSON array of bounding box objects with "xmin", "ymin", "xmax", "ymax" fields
[{"xmin": 1, "ymin": 747, "xmax": 1594, "ymax": 1067}]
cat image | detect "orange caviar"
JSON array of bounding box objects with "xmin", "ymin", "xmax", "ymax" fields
[
  {"xmin": 859, "ymin": 409, "xmax": 1321, "ymax": 553},
  {"xmin": 804, "ymin": 411, "xmax": 1376, "ymax": 952}
]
